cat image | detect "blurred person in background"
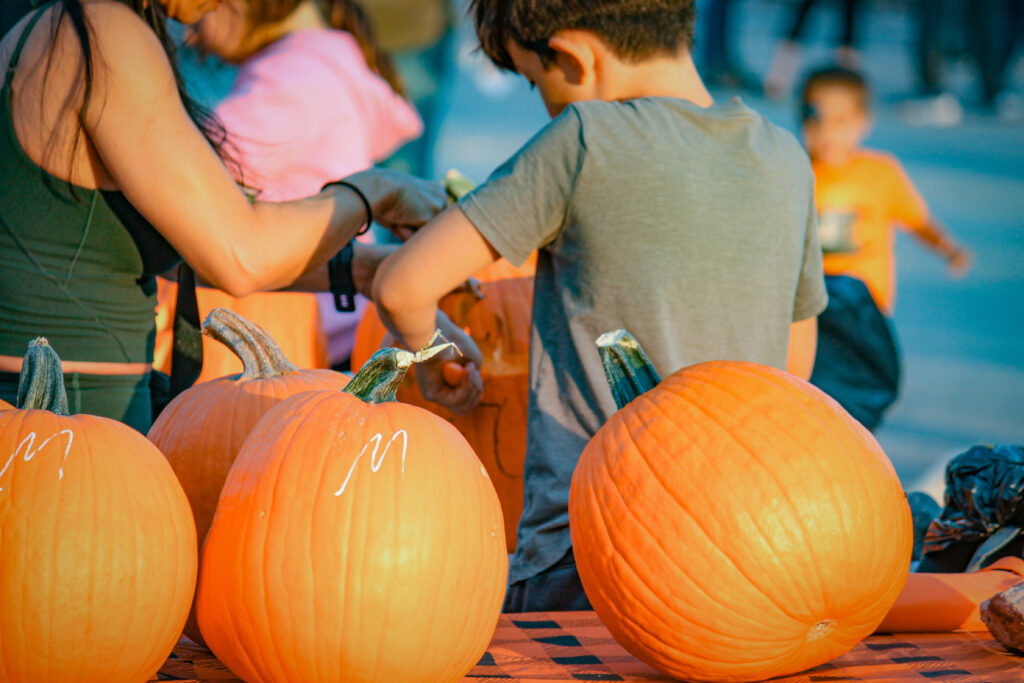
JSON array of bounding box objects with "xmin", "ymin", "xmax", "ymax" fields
[
  {"xmin": 0, "ymin": 0, "xmax": 443, "ymax": 430},
  {"xmin": 156, "ymin": 0, "xmax": 423, "ymax": 377},
  {"xmin": 763, "ymin": 0, "xmax": 863, "ymax": 99},
  {"xmin": 800, "ymin": 66, "xmax": 972, "ymax": 429},
  {"xmin": 362, "ymin": 0, "xmax": 458, "ymax": 178},
  {"xmin": 903, "ymin": 0, "xmax": 1023, "ymax": 126}
]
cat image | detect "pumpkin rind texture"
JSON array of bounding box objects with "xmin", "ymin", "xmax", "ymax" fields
[
  {"xmin": 147, "ymin": 308, "xmax": 349, "ymax": 645},
  {"xmin": 0, "ymin": 341, "xmax": 197, "ymax": 683},
  {"xmin": 197, "ymin": 351, "xmax": 508, "ymax": 683},
  {"xmin": 569, "ymin": 358, "xmax": 913, "ymax": 683}
]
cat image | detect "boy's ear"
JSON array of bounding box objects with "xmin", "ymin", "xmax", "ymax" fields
[{"xmin": 547, "ymin": 31, "xmax": 597, "ymax": 86}]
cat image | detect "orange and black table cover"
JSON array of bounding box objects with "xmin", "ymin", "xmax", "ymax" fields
[{"xmin": 151, "ymin": 610, "xmax": 1024, "ymax": 682}]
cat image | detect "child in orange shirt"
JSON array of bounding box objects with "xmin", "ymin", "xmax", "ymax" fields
[
  {"xmin": 800, "ymin": 66, "xmax": 970, "ymax": 315},
  {"xmin": 800, "ymin": 66, "xmax": 971, "ymax": 429}
]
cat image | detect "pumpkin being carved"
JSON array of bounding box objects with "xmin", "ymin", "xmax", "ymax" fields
[
  {"xmin": 352, "ymin": 255, "xmax": 534, "ymax": 550},
  {"xmin": 0, "ymin": 339, "xmax": 196, "ymax": 683},
  {"xmin": 569, "ymin": 330, "xmax": 912, "ymax": 683},
  {"xmin": 148, "ymin": 308, "xmax": 349, "ymax": 646},
  {"xmin": 197, "ymin": 341, "xmax": 508, "ymax": 683}
]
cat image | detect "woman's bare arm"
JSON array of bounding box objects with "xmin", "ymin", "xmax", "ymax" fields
[{"xmin": 79, "ymin": 3, "xmax": 442, "ymax": 296}]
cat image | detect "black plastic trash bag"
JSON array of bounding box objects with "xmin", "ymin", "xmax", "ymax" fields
[
  {"xmin": 809, "ymin": 275, "xmax": 901, "ymax": 431},
  {"xmin": 917, "ymin": 445, "xmax": 1024, "ymax": 573}
]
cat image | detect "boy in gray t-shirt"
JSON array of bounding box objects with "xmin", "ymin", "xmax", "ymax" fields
[{"xmin": 371, "ymin": 0, "xmax": 827, "ymax": 612}]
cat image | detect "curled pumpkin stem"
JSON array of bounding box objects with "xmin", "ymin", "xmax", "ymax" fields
[
  {"xmin": 202, "ymin": 308, "xmax": 300, "ymax": 380},
  {"xmin": 17, "ymin": 337, "xmax": 71, "ymax": 415},
  {"xmin": 346, "ymin": 330, "xmax": 457, "ymax": 403}
]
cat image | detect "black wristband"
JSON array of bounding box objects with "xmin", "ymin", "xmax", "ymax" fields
[
  {"xmin": 323, "ymin": 180, "xmax": 373, "ymax": 236},
  {"xmin": 327, "ymin": 242, "xmax": 357, "ymax": 312}
]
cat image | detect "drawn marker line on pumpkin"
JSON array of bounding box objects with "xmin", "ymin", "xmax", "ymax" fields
[
  {"xmin": 0, "ymin": 429, "xmax": 75, "ymax": 492},
  {"xmin": 334, "ymin": 430, "xmax": 409, "ymax": 498}
]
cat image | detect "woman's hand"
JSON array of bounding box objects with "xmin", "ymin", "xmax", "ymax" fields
[{"xmin": 342, "ymin": 169, "xmax": 446, "ymax": 241}]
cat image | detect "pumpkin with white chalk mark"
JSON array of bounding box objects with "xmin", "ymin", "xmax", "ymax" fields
[
  {"xmin": 0, "ymin": 338, "xmax": 196, "ymax": 683},
  {"xmin": 197, "ymin": 338, "xmax": 508, "ymax": 683}
]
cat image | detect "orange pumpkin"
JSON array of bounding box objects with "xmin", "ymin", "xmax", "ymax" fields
[
  {"xmin": 197, "ymin": 341, "xmax": 508, "ymax": 683},
  {"xmin": 148, "ymin": 308, "xmax": 349, "ymax": 646},
  {"xmin": 155, "ymin": 279, "xmax": 328, "ymax": 383},
  {"xmin": 569, "ymin": 330, "xmax": 912, "ymax": 683},
  {"xmin": 352, "ymin": 255, "xmax": 534, "ymax": 550},
  {"xmin": 0, "ymin": 339, "xmax": 196, "ymax": 683},
  {"xmin": 0, "ymin": 398, "xmax": 12, "ymax": 410}
]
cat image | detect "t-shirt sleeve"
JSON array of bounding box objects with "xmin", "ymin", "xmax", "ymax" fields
[
  {"xmin": 793, "ymin": 176, "xmax": 829, "ymax": 321},
  {"xmin": 458, "ymin": 106, "xmax": 586, "ymax": 266},
  {"xmin": 887, "ymin": 157, "xmax": 930, "ymax": 231}
]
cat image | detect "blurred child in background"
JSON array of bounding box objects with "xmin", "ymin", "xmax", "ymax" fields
[
  {"xmin": 800, "ymin": 66, "xmax": 971, "ymax": 429},
  {"xmin": 156, "ymin": 0, "xmax": 422, "ymax": 378}
]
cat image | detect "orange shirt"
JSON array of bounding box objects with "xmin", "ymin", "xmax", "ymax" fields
[{"xmin": 812, "ymin": 150, "xmax": 929, "ymax": 314}]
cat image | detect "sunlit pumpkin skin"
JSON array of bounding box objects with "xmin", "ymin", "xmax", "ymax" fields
[
  {"xmin": 0, "ymin": 339, "xmax": 197, "ymax": 683},
  {"xmin": 148, "ymin": 308, "xmax": 349, "ymax": 646},
  {"xmin": 155, "ymin": 278, "xmax": 328, "ymax": 383},
  {"xmin": 569, "ymin": 330, "xmax": 913, "ymax": 683},
  {"xmin": 0, "ymin": 398, "xmax": 12, "ymax": 410},
  {"xmin": 197, "ymin": 344, "xmax": 508, "ymax": 683},
  {"xmin": 352, "ymin": 255, "xmax": 534, "ymax": 550}
]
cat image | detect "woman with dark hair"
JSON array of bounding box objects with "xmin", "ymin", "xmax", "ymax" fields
[{"xmin": 0, "ymin": 0, "xmax": 448, "ymax": 431}]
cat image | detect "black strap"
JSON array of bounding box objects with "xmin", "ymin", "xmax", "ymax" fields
[
  {"xmin": 5, "ymin": 5, "xmax": 47, "ymax": 80},
  {"xmin": 327, "ymin": 242, "xmax": 357, "ymax": 312},
  {"xmin": 169, "ymin": 264, "xmax": 202, "ymax": 397}
]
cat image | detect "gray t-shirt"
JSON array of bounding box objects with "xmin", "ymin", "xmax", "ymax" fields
[{"xmin": 460, "ymin": 97, "xmax": 827, "ymax": 585}]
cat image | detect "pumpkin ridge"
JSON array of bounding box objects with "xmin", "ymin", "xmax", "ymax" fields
[
  {"xmin": 627, "ymin": 387, "xmax": 823, "ymax": 627},
  {"xmin": 705, "ymin": 366, "xmax": 900, "ymax": 605},
  {"xmin": 592, "ymin": 421, "xmax": 789, "ymax": 642},
  {"xmin": 675, "ymin": 366, "xmax": 910, "ymax": 636},
  {"xmin": 658, "ymin": 370, "xmax": 842, "ymax": 617}
]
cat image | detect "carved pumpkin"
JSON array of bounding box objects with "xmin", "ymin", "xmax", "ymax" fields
[
  {"xmin": 569, "ymin": 330, "xmax": 912, "ymax": 683},
  {"xmin": 352, "ymin": 255, "xmax": 534, "ymax": 550},
  {"xmin": 154, "ymin": 279, "xmax": 328, "ymax": 383},
  {"xmin": 0, "ymin": 339, "xmax": 197, "ymax": 683},
  {"xmin": 197, "ymin": 342, "xmax": 508, "ymax": 683},
  {"xmin": 148, "ymin": 308, "xmax": 349, "ymax": 645}
]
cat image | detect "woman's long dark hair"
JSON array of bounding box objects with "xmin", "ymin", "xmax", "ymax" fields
[{"xmin": 43, "ymin": 0, "xmax": 235, "ymax": 186}]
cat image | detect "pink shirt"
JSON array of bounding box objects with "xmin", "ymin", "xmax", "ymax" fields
[{"xmin": 216, "ymin": 29, "xmax": 422, "ymax": 362}]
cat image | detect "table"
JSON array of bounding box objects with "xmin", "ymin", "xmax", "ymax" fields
[{"xmin": 151, "ymin": 611, "xmax": 1024, "ymax": 682}]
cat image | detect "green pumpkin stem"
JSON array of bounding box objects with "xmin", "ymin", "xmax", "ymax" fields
[
  {"xmin": 202, "ymin": 308, "xmax": 299, "ymax": 380},
  {"xmin": 17, "ymin": 338, "xmax": 70, "ymax": 415},
  {"xmin": 597, "ymin": 329, "xmax": 662, "ymax": 410},
  {"xmin": 345, "ymin": 331, "xmax": 456, "ymax": 403}
]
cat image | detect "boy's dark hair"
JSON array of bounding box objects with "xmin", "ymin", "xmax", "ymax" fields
[
  {"xmin": 799, "ymin": 65, "xmax": 871, "ymax": 120},
  {"xmin": 471, "ymin": 0, "xmax": 696, "ymax": 72}
]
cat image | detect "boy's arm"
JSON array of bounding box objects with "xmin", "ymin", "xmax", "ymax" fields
[
  {"xmin": 907, "ymin": 217, "xmax": 972, "ymax": 277},
  {"xmin": 786, "ymin": 316, "xmax": 818, "ymax": 380},
  {"xmin": 373, "ymin": 206, "xmax": 501, "ymax": 412}
]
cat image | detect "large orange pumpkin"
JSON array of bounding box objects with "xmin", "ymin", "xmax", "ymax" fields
[
  {"xmin": 569, "ymin": 330, "xmax": 912, "ymax": 683},
  {"xmin": 155, "ymin": 279, "xmax": 328, "ymax": 383},
  {"xmin": 0, "ymin": 339, "xmax": 197, "ymax": 683},
  {"xmin": 352, "ymin": 255, "xmax": 534, "ymax": 550},
  {"xmin": 197, "ymin": 341, "xmax": 508, "ymax": 683},
  {"xmin": 148, "ymin": 307, "xmax": 349, "ymax": 646}
]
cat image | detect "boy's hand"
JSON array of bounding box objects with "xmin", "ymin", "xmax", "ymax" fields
[
  {"xmin": 414, "ymin": 315, "xmax": 484, "ymax": 414},
  {"xmin": 947, "ymin": 246, "xmax": 972, "ymax": 278}
]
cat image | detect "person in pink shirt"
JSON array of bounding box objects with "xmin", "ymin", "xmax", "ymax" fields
[{"xmin": 156, "ymin": 0, "xmax": 422, "ymax": 377}]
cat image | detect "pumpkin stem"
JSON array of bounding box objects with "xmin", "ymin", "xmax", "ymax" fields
[
  {"xmin": 17, "ymin": 338, "xmax": 70, "ymax": 415},
  {"xmin": 596, "ymin": 329, "xmax": 662, "ymax": 410},
  {"xmin": 344, "ymin": 331, "xmax": 456, "ymax": 403},
  {"xmin": 202, "ymin": 308, "xmax": 300, "ymax": 380}
]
